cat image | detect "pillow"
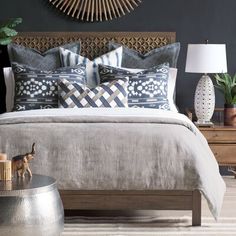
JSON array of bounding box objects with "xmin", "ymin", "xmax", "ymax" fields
[
  {"xmin": 12, "ymin": 63, "xmax": 86, "ymax": 111},
  {"xmin": 109, "ymin": 42, "xmax": 180, "ymax": 68},
  {"xmin": 121, "ymin": 67, "xmax": 178, "ymax": 112},
  {"xmin": 59, "ymin": 47, "xmax": 123, "ymax": 88},
  {"xmin": 99, "ymin": 64, "xmax": 171, "ymax": 110},
  {"xmin": 8, "ymin": 42, "xmax": 81, "ymax": 70},
  {"xmin": 3, "ymin": 67, "xmax": 15, "ymax": 112},
  {"xmin": 4, "ymin": 66, "xmax": 178, "ymax": 112},
  {"xmin": 58, "ymin": 78, "xmax": 129, "ymax": 108}
]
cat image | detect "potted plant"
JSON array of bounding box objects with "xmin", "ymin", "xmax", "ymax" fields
[
  {"xmin": 214, "ymin": 73, "xmax": 236, "ymax": 126},
  {"xmin": 0, "ymin": 18, "xmax": 22, "ymax": 45}
]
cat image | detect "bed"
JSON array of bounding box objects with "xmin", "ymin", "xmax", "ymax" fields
[{"xmin": 0, "ymin": 32, "xmax": 226, "ymax": 226}]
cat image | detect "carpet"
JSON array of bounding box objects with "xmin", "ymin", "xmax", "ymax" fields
[{"xmin": 62, "ymin": 177, "xmax": 236, "ymax": 236}]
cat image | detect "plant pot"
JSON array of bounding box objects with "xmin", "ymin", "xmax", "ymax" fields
[{"xmin": 224, "ymin": 104, "xmax": 236, "ymax": 126}]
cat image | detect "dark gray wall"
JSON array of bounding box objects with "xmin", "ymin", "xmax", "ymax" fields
[{"xmin": 1, "ymin": 0, "xmax": 235, "ymax": 112}]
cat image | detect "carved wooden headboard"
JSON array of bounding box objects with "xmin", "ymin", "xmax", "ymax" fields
[{"xmin": 14, "ymin": 32, "xmax": 176, "ymax": 59}]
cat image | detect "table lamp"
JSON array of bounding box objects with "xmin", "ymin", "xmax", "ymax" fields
[{"xmin": 185, "ymin": 42, "xmax": 227, "ymax": 125}]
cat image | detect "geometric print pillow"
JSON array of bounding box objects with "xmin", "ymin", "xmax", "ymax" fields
[
  {"xmin": 99, "ymin": 64, "xmax": 171, "ymax": 110},
  {"xmin": 58, "ymin": 78, "xmax": 129, "ymax": 108},
  {"xmin": 59, "ymin": 46, "xmax": 123, "ymax": 88},
  {"xmin": 12, "ymin": 63, "xmax": 86, "ymax": 111}
]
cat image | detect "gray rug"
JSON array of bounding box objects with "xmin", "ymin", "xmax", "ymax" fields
[{"xmin": 63, "ymin": 177, "xmax": 236, "ymax": 235}]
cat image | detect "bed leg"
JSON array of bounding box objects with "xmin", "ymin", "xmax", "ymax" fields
[{"xmin": 192, "ymin": 190, "xmax": 201, "ymax": 226}]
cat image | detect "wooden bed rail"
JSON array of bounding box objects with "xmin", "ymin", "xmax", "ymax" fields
[{"xmin": 60, "ymin": 189, "xmax": 201, "ymax": 226}]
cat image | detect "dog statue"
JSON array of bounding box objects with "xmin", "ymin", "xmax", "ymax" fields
[{"xmin": 12, "ymin": 143, "xmax": 36, "ymax": 178}]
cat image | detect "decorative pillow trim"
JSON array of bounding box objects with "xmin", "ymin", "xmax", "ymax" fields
[{"xmin": 58, "ymin": 78, "xmax": 129, "ymax": 108}]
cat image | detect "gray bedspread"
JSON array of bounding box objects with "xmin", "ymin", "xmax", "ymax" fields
[{"xmin": 0, "ymin": 108, "xmax": 225, "ymax": 219}]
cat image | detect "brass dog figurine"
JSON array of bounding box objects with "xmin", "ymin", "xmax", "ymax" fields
[{"xmin": 12, "ymin": 143, "xmax": 36, "ymax": 178}]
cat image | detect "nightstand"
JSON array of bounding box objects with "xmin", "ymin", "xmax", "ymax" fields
[{"xmin": 199, "ymin": 126, "xmax": 236, "ymax": 177}]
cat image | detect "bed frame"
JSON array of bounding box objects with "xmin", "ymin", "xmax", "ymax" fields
[{"xmin": 14, "ymin": 32, "xmax": 201, "ymax": 226}]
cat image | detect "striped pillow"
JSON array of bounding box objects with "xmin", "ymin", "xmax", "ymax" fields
[
  {"xmin": 59, "ymin": 47, "xmax": 123, "ymax": 88},
  {"xmin": 58, "ymin": 78, "xmax": 129, "ymax": 108}
]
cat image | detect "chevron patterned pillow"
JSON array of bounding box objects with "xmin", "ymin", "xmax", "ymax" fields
[{"xmin": 58, "ymin": 78, "xmax": 129, "ymax": 108}]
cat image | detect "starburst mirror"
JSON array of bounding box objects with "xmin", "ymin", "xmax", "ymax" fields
[{"xmin": 49, "ymin": 0, "xmax": 142, "ymax": 22}]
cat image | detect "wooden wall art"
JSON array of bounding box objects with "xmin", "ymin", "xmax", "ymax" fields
[{"xmin": 49, "ymin": 0, "xmax": 142, "ymax": 22}]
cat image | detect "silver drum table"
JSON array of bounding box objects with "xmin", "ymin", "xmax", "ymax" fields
[{"xmin": 0, "ymin": 174, "xmax": 64, "ymax": 236}]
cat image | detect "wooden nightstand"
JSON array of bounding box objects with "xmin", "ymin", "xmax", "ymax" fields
[{"xmin": 199, "ymin": 126, "xmax": 236, "ymax": 177}]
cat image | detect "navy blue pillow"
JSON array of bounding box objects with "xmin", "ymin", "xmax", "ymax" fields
[
  {"xmin": 8, "ymin": 42, "xmax": 81, "ymax": 71},
  {"xmin": 99, "ymin": 64, "xmax": 170, "ymax": 110},
  {"xmin": 12, "ymin": 63, "xmax": 86, "ymax": 111},
  {"xmin": 109, "ymin": 42, "xmax": 180, "ymax": 68}
]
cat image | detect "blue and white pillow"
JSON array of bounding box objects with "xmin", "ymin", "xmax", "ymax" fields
[
  {"xmin": 12, "ymin": 63, "xmax": 86, "ymax": 111},
  {"xmin": 99, "ymin": 64, "xmax": 170, "ymax": 110},
  {"xmin": 59, "ymin": 47, "xmax": 123, "ymax": 88},
  {"xmin": 58, "ymin": 78, "xmax": 129, "ymax": 108}
]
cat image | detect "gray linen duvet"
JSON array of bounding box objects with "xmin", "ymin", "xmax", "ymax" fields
[{"xmin": 0, "ymin": 108, "xmax": 225, "ymax": 219}]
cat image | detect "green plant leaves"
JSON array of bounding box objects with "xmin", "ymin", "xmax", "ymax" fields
[
  {"xmin": 4, "ymin": 18, "xmax": 22, "ymax": 28},
  {"xmin": 0, "ymin": 27, "xmax": 18, "ymax": 37},
  {"xmin": 0, "ymin": 37, "xmax": 12, "ymax": 45},
  {"xmin": 214, "ymin": 73, "xmax": 236, "ymax": 105},
  {"xmin": 0, "ymin": 18, "xmax": 22, "ymax": 46}
]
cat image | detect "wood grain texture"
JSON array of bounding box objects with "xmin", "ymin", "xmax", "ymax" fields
[
  {"xmin": 192, "ymin": 190, "xmax": 201, "ymax": 226},
  {"xmin": 60, "ymin": 190, "xmax": 194, "ymax": 210},
  {"xmin": 200, "ymin": 126, "xmax": 236, "ymax": 167},
  {"xmin": 60, "ymin": 190, "xmax": 201, "ymax": 226},
  {"xmin": 0, "ymin": 161, "xmax": 12, "ymax": 181},
  {"xmin": 200, "ymin": 129, "xmax": 236, "ymax": 143},
  {"xmin": 13, "ymin": 32, "xmax": 175, "ymax": 60},
  {"xmin": 209, "ymin": 144, "xmax": 236, "ymax": 165}
]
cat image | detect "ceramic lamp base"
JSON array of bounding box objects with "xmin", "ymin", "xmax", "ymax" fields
[
  {"xmin": 194, "ymin": 121, "xmax": 214, "ymax": 127},
  {"xmin": 194, "ymin": 74, "xmax": 215, "ymax": 124}
]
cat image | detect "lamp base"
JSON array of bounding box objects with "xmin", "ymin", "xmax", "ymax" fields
[
  {"xmin": 194, "ymin": 74, "xmax": 215, "ymax": 125},
  {"xmin": 194, "ymin": 120, "xmax": 214, "ymax": 127}
]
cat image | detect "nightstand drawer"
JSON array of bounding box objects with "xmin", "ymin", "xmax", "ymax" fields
[
  {"xmin": 201, "ymin": 130, "xmax": 236, "ymax": 143},
  {"xmin": 209, "ymin": 144, "xmax": 236, "ymax": 165}
]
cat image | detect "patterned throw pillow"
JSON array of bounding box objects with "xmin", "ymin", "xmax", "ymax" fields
[
  {"xmin": 59, "ymin": 47, "xmax": 123, "ymax": 88},
  {"xmin": 8, "ymin": 42, "xmax": 81, "ymax": 70},
  {"xmin": 109, "ymin": 42, "xmax": 180, "ymax": 68},
  {"xmin": 58, "ymin": 78, "xmax": 129, "ymax": 108},
  {"xmin": 99, "ymin": 64, "xmax": 170, "ymax": 110},
  {"xmin": 12, "ymin": 63, "xmax": 86, "ymax": 111}
]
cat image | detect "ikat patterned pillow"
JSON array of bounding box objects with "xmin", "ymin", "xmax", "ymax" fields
[
  {"xmin": 12, "ymin": 63, "xmax": 86, "ymax": 111},
  {"xmin": 99, "ymin": 64, "xmax": 170, "ymax": 110},
  {"xmin": 58, "ymin": 78, "xmax": 129, "ymax": 108}
]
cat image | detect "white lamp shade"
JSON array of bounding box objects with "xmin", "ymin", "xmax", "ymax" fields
[{"xmin": 185, "ymin": 44, "xmax": 227, "ymax": 73}]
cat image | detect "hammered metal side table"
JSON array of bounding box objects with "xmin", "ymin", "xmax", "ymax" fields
[{"xmin": 0, "ymin": 174, "xmax": 64, "ymax": 236}]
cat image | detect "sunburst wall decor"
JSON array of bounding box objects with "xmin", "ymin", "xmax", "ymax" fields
[{"xmin": 49, "ymin": 0, "xmax": 142, "ymax": 22}]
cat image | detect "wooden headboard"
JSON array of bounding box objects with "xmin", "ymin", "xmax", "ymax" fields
[{"xmin": 14, "ymin": 32, "xmax": 176, "ymax": 59}]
